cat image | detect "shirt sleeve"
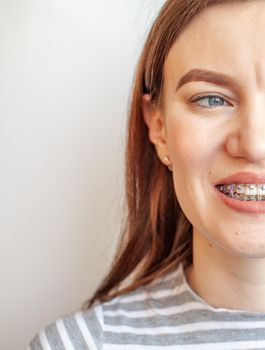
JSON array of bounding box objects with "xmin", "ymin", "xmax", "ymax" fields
[{"xmin": 28, "ymin": 305, "xmax": 104, "ymax": 350}]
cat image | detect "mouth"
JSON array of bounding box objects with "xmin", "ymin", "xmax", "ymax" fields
[
  {"xmin": 216, "ymin": 183, "xmax": 265, "ymax": 201},
  {"xmin": 215, "ymin": 172, "xmax": 265, "ymax": 213}
]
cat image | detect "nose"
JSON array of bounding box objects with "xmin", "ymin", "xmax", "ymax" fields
[{"xmin": 225, "ymin": 102, "xmax": 265, "ymax": 164}]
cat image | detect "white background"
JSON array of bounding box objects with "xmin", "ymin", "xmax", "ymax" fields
[{"xmin": 0, "ymin": 1, "xmax": 164, "ymax": 349}]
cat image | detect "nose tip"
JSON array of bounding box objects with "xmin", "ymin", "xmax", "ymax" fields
[
  {"xmin": 225, "ymin": 95, "xmax": 265, "ymax": 164},
  {"xmin": 226, "ymin": 129, "xmax": 265, "ymax": 164}
]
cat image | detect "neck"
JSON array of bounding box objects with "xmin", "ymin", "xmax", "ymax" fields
[{"xmin": 185, "ymin": 228, "xmax": 265, "ymax": 312}]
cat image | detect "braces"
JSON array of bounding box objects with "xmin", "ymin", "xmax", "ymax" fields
[{"xmin": 216, "ymin": 184, "xmax": 265, "ymax": 201}]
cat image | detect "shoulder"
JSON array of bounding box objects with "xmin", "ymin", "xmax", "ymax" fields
[
  {"xmin": 28, "ymin": 304, "xmax": 104, "ymax": 350},
  {"xmin": 28, "ymin": 265, "xmax": 185, "ymax": 349}
]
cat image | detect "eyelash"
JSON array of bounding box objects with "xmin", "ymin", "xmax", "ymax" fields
[{"xmin": 190, "ymin": 94, "xmax": 232, "ymax": 109}]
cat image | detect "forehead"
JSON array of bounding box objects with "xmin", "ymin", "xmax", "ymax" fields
[{"xmin": 164, "ymin": 1, "xmax": 265, "ymax": 88}]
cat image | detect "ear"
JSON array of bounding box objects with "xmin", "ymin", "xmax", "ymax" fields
[{"xmin": 142, "ymin": 94, "xmax": 168, "ymax": 157}]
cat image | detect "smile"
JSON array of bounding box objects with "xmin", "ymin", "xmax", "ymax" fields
[{"xmin": 216, "ymin": 184, "xmax": 265, "ymax": 201}]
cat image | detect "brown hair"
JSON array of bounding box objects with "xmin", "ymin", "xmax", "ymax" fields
[{"xmin": 85, "ymin": 0, "xmax": 243, "ymax": 308}]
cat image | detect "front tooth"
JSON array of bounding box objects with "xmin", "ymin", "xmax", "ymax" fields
[
  {"xmin": 245, "ymin": 184, "xmax": 257, "ymax": 195},
  {"xmin": 257, "ymin": 184, "xmax": 265, "ymax": 195}
]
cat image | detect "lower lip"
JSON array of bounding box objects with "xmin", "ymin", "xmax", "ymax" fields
[{"xmin": 215, "ymin": 187, "xmax": 265, "ymax": 214}]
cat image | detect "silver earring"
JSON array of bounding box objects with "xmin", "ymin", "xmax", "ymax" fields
[{"xmin": 162, "ymin": 155, "xmax": 173, "ymax": 171}]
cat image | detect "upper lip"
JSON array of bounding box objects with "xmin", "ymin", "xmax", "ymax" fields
[{"xmin": 216, "ymin": 172, "xmax": 265, "ymax": 185}]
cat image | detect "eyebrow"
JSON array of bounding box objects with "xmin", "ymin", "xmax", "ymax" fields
[{"xmin": 176, "ymin": 69, "xmax": 236, "ymax": 91}]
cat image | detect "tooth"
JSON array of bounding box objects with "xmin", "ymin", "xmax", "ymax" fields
[
  {"xmin": 244, "ymin": 184, "xmax": 257, "ymax": 195},
  {"xmin": 258, "ymin": 184, "xmax": 265, "ymax": 195},
  {"xmin": 225, "ymin": 185, "xmax": 231, "ymax": 192},
  {"xmin": 235, "ymin": 184, "xmax": 245, "ymax": 194},
  {"xmin": 218, "ymin": 185, "xmax": 224, "ymax": 192},
  {"xmin": 240, "ymin": 194, "xmax": 247, "ymax": 201},
  {"xmin": 234, "ymin": 193, "xmax": 241, "ymax": 200}
]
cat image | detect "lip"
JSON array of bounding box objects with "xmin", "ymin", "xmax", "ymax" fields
[
  {"xmin": 214, "ymin": 188, "xmax": 265, "ymax": 214},
  {"xmin": 214, "ymin": 172, "xmax": 265, "ymax": 214},
  {"xmin": 215, "ymin": 172, "xmax": 265, "ymax": 185}
]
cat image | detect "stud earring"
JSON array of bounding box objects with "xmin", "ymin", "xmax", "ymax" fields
[{"xmin": 162, "ymin": 155, "xmax": 173, "ymax": 171}]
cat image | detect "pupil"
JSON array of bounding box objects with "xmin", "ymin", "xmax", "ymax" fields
[{"xmin": 209, "ymin": 97, "xmax": 223, "ymax": 106}]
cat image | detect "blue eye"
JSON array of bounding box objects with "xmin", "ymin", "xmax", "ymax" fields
[{"xmin": 192, "ymin": 95, "xmax": 230, "ymax": 108}]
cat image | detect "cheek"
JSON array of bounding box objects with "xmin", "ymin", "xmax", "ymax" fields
[
  {"xmin": 165, "ymin": 116, "xmax": 221, "ymax": 217},
  {"xmin": 166, "ymin": 118, "xmax": 213, "ymax": 170},
  {"xmin": 165, "ymin": 120, "xmax": 206, "ymax": 213}
]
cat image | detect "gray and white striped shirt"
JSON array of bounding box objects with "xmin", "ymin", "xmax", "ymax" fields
[{"xmin": 28, "ymin": 264, "xmax": 265, "ymax": 349}]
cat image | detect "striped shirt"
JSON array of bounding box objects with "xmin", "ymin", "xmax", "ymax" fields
[{"xmin": 28, "ymin": 264, "xmax": 265, "ymax": 349}]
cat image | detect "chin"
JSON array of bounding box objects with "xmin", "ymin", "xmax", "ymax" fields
[
  {"xmin": 223, "ymin": 240, "xmax": 265, "ymax": 259},
  {"xmin": 200, "ymin": 224, "xmax": 265, "ymax": 259}
]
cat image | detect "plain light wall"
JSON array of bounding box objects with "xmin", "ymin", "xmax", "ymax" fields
[{"xmin": 0, "ymin": 1, "xmax": 164, "ymax": 349}]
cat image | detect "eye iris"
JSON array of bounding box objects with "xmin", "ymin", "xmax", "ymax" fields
[{"xmin": 208, "ymin": 96, "xmax": 224, "ymax": 106}]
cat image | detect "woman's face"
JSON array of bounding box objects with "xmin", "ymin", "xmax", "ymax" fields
[{"xmin": 146, "ymin": 1, "xmax": 265, "ymax": 258}]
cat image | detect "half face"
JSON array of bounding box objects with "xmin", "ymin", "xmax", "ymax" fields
[{"xmin": 146, "ymin": 1, "xmax": 265, "ymax": 259}]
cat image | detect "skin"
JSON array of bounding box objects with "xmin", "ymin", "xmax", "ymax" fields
[{"xmin": 144, "ymin": 1, "xmax": 265, "ymax": 312}]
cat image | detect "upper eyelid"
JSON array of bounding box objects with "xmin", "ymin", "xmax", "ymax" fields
[{"xmin": 190, "ymin": 94, "xmax": 233, "ymax": 106}]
